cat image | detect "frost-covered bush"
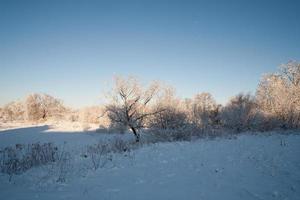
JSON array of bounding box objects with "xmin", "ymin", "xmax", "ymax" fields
[
  {"xmin": 147, "ymin": 126, "xmax": 194, "ymax": 142},
  {"xmin": 108, "ymin": 122, "xmax": 128, "ymax": 134},
  {"xmin": 84, "ymin": 138, "xmax": 135, "ymax": 170},
  {"xmin": 55, "ymin": 146, "xmax": 72, "ymax": 183},
  {"xmin": 110, "ymin": 137, "xmax": 135, "ymax": 153},
  {"xmin": 148, "ymin": 89, "xmax": 223, "ymax": 140},
  {"xmin": 255, "ymin": 113, "xmax": 284, "ymax": 131},
  {"xmin": 148, "ymin": 107, "xmax": 188, "ymax": 130},
  {"xmin": 0, "ymin": 143, "xmax": 58, "ymax": 181},
  {"xmin": 85, "ymin": 142, "xmax": 112, "ymax": 170}
]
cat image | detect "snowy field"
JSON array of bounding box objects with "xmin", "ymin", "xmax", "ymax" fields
[{"xmin": 0, "ymin": 125, "xmax": 299, "ymax": 200}]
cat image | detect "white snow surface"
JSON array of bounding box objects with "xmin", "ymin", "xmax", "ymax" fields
[{"xmin": 0, "ymin": 125, "xmax": 299, "ymax": 200}]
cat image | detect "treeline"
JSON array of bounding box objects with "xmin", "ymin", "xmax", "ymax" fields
[
  {"xmin": 104, "ymin": 61, "xmax": 300, "ymax": 141},
  {"xmin": 0, "ymin": 93, "xmax": 106, "ymax": 126},
  {"xmin": 0, "ymin": 94, "xmax": 67, "ymax": 122},
  {"xmin": 0, "ymin": 61, "xmax": 299, "ymax": 141}
]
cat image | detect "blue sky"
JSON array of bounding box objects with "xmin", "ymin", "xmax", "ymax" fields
[{"xmin": 0, "ymin": 0, "xmax": 299, "ymax": 107}]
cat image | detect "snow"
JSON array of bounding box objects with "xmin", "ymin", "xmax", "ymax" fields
[{"xmin": 0, "ymin": 124, "xmax": 299, "ymax": 200}]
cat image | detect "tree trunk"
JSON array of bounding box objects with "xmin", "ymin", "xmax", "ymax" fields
[
  {"xmin": 130, "ymin": 127, "xmax": 140, "ymax": 142},
  {"xmin": 42, "ymin": 109, "xmax": 46, "ymax": 119}
]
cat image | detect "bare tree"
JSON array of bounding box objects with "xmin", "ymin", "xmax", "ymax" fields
[{"xmin": 105, "ymin": 76, "xmax": 160, "ymax": 142}]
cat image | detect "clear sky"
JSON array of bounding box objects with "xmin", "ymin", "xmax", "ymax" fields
[{"xmin": 0, "ymin": 0, "xmax": 299, "ymax": 108}]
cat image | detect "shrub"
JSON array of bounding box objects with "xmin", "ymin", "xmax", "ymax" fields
[
  {"xmin": 149, "ymin": 107, "xmax": 188, "ymax": 130},
  {"xmin": 85, "ymin": 142, "xmax": 112, "ymax": 170},
  {"xmin": 84, "ymin": 138, "xmax": 135, "ymax": 170},
  {"xmin": 56, "ymin": 146, "xmax": 72, "ymax": 183},
  {"xmin": 0, "ymin": 143, "xmax": 58, "ymax": 181},
  {"xmin": 147, "ymin": 126, "xmax": 194, "ymax": 143},
  {"xmin": 110, "ymin": 137, "xmax": 135, "ymax": 153}
]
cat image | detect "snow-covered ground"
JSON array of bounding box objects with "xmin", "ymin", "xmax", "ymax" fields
[{"xmin": 0, "ymin": 125, "xmax": 299, "ymax": 200}]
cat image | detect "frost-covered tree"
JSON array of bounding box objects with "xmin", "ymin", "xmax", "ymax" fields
[
  {"xmin": 256, "ymin": 61, "xmax": 300, "ymax": 128},
  {"xmin": 25, "ymin": 93, "xmax": 66, "ymax": 122},
  {"xmin": 256, "ymin": 75, "xmax": 286, "ymax": 119},
  {"xmin": 42, "ymin": 94, "xmax": 66, "ymax": 119},
  {"xmin": 79, "ymin": 106, "xmax": 104, "ymax": 124},
  {"xmin": 25, "ymin": 94, "xmax": 46, "ymax": 121},
  {"xmin": 190, "ymin": 92, "xmax": 220, "ymax": 128},
  {"xmin": 0, "ymin": 101, "xmax": 25, "ymax": 122},
  {"xmin": 221, "ymin": 93, "xmax": 258, "ymax": 131},
  {"xmin": 105, "ymin": 76, "xmax": 161, "ymax": 142},
  {"xmin": 148, "ymin": 86, "xmax": 188, "ymax": 130},
  {"xmin": 281, "ymin": 61, "xmax": 300, "ymax": 87}
]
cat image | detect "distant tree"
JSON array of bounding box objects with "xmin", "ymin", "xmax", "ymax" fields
[
  {"xmin": 25, "ymin": 94, "xmax": 45, "ymax": 121},
  {"xmin": 190, "ymin": 92, "xmax": 220, "ymax": 128},
  {"xmin": 221, "ymin": 93, "xmax": 258, "ymax": 131},
  {"xmin": 79, "ymin": 106, "xmax": 103, "ymax": 124},
  {"xmin": 25, "ymin": 93, "xmax": 66, "ymax": 122},
  {"xmin": 0, "ymin": 101, "xmax": 25, "ymax": 122},
  {"xmin": 42, "ymin": 94, "xmax": 66, "ymax": 119},
  {"xmin": 148, "ymin": 86, "xmax": 188, "ymax": 130},
  {"xmin": 105, "ymin": 76, "xmax": 161, "ymax": 142}
]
